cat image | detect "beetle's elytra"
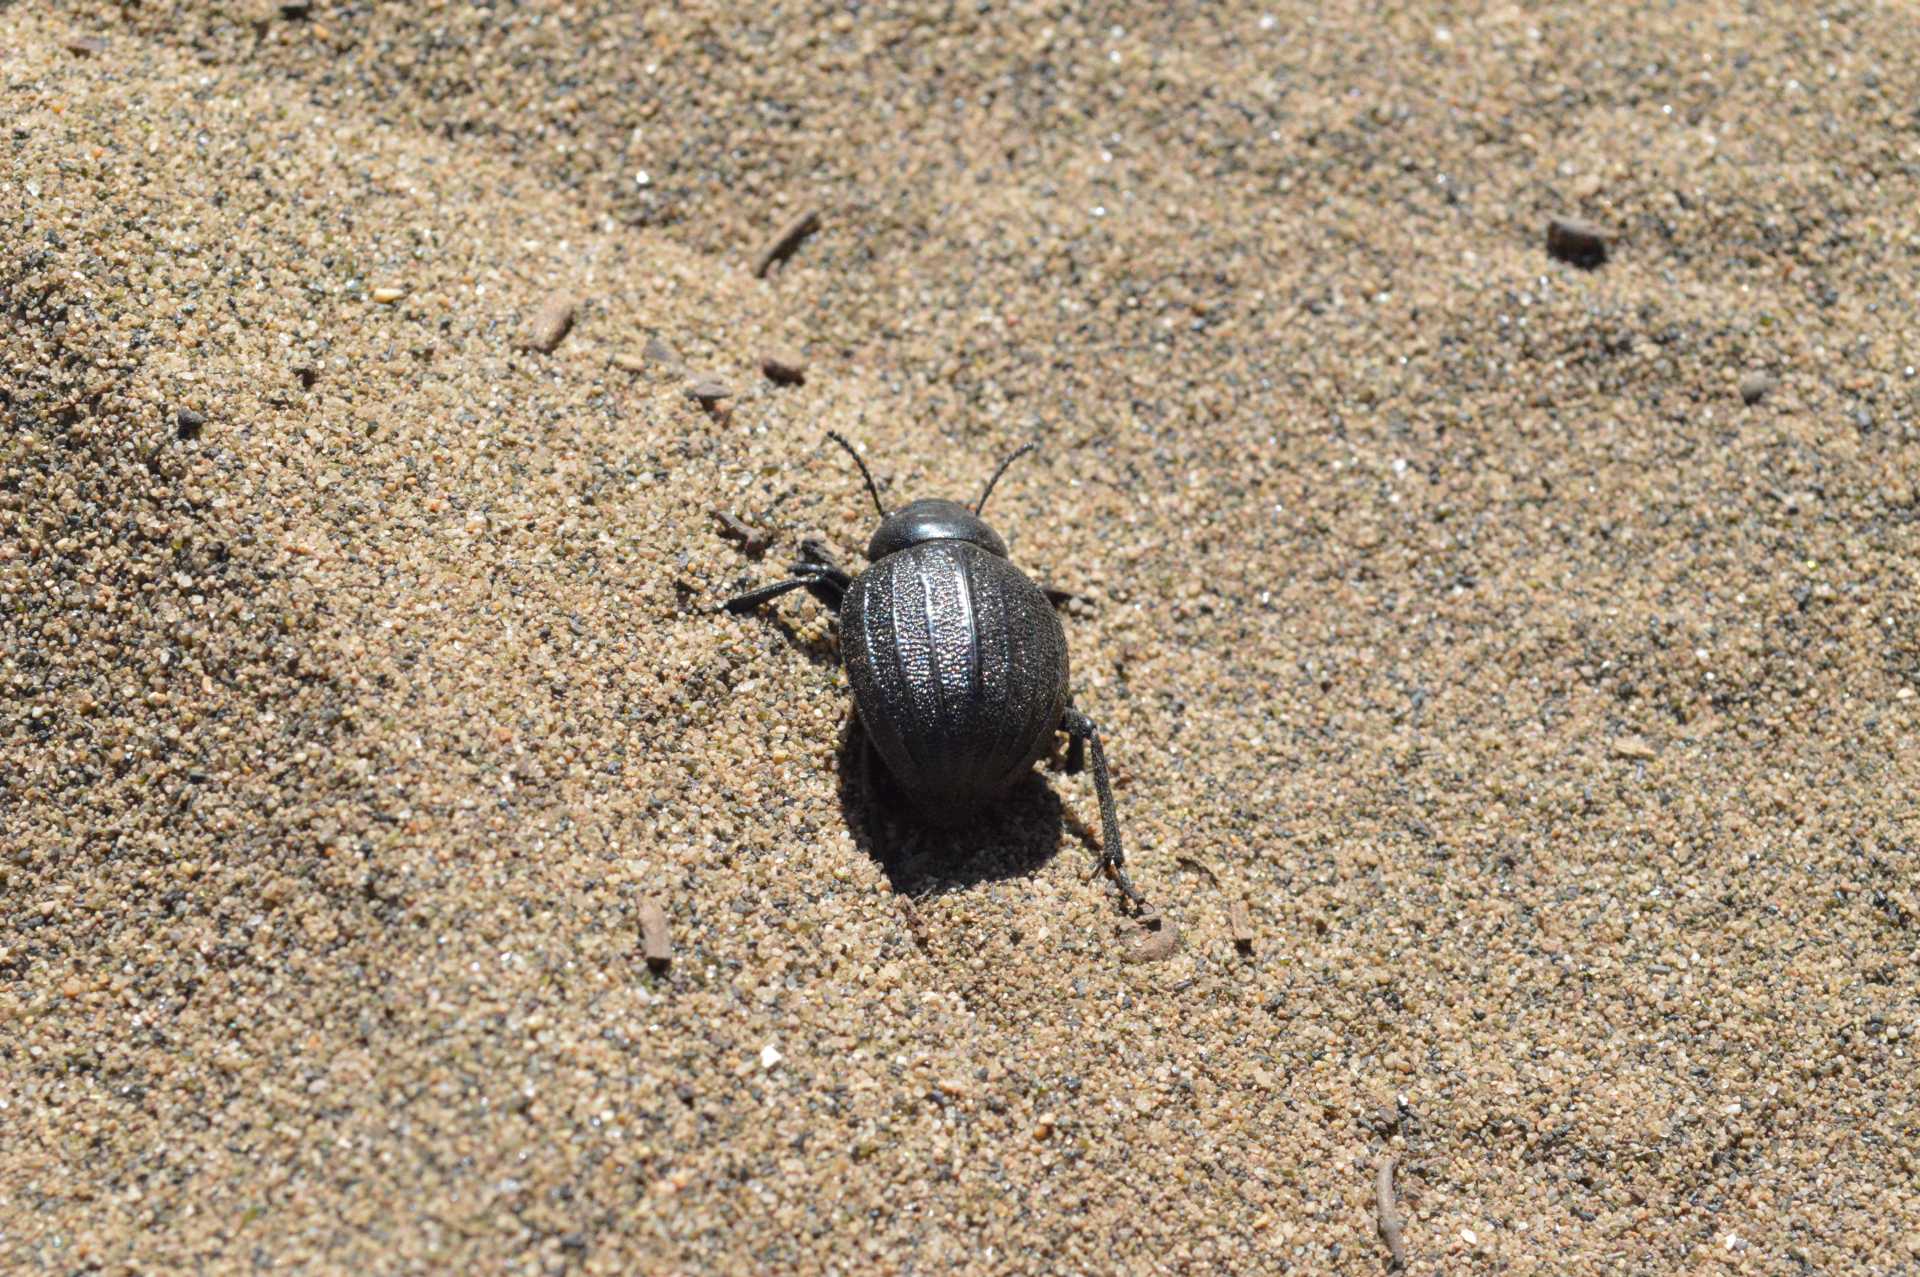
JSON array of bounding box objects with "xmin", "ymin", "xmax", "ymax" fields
[
  {"xmin": 723, "ymin": 433, "xmax": 1146, "ymax": 909},
  {"xmin": 844, "ymin": 533, "xmax": 1065, "ymax": 819}
]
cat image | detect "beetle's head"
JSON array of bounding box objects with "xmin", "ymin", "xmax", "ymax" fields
[
  {"xmin": 867, "ymin": 499, "xmax": 1008, "ymax": 560},
  {"xmin": 825, "ymin": 432, "xmax": 1039, "ymax": 562}
]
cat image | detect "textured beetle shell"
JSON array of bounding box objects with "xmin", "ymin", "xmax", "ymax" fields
[{"xmin": 841, "ymin": 539, "xmax": 1068, "ymax": 820}]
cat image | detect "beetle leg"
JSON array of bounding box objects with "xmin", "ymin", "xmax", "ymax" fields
[
  {"xmin": 721, "ymin": 560, "xmax": 850, "ymax": 615},
  {"xmin": 1040, "ymin": 585, "xmax": 1084, "ymax": 612},
  {"xmin": 1061, "ymin": 707, "xmax": 1146, "ymax": 909},
  {"xmin": 1062, "ymin": 727, "xmax": 1086, "ymax": 775}
]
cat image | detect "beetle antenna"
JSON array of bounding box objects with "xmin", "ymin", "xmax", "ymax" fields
[
  {"xmin": 825, "ymin": 431, "xmax": 888, "ymax": 519},
  {"xmin": 974, "ymin": 442, "xmax": 1039, "ymax": 515}
]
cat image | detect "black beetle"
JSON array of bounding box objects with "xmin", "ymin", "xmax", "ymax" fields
[{"xmin": 723, "ymin": 433, "xmax": 1147, "ymax": 909}]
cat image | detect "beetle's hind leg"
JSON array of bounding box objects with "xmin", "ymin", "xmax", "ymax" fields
[
  {"xmin": 1062, "ymin": 727, "xmax": 1086, "ymax": 775},
  {"xmin": 1061, "ymin": 707, "xmax": 1147, "ymax": 909},
  {"xmin": 721, "ymin": 558, "xmax": 851, "ymax": 615}
]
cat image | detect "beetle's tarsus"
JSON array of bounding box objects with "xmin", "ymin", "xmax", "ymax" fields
[{"xmin": 1103, "ymin": 856, "xmax": 1146, "ymax": 907}]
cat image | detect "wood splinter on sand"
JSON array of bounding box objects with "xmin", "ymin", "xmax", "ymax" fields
[
  {"xmin": 517, "ymin": 295, "xmax": 576, "ymax": 354},
  {"xmin": 752, "ymin": 208, "xmax": 821, "ymax": 278},
  {"xmin": 637, "ymin": 899, "xmax": 673, "ymax": 969},
  {"xmin": 712, "ymin": 509, "xmax": 770, "ymax": 557},
  {"xmin": 1612, "ymin": 733, "xmax": 1656, "ymax": 761},
  {"xmin": 1227, "ymin": 898, "xmax": 1255, "ymax": 953},
  {"xmin": 1376, "ymin": 1156, "xmax": 1407, "ymax": 1270}
]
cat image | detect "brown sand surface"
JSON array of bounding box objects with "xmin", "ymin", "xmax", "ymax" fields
[{"xmin": 5, "ymin": 2, "xmax": 1919, "ymax": 1272}]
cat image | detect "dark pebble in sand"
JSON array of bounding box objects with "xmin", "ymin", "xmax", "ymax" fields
[
  {"xmin": 1546, "ymin": 215, "xmax": 1608, "ymax": 269},
  {"xmin": 1739, "ymin": 370, "xmax": 1774, "ymax": 405},
  {"xmin": 175, "ymin": 409, "xmax": 206, "ymax": 439},
  {"xmin": 761, "ymin": 350, "xmax": 806, "ymax": 386}
]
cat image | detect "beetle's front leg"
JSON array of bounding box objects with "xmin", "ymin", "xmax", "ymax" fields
[
  {"xmin": 1061, "ymin": 706, "xmax": 1146, "ymax": 909},
  {"xmin": 721, "ymin": 559, "xmax": 851, "ymax": 615}
]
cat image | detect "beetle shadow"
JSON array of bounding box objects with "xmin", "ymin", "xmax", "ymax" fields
[
  {"xmin": 834, "ymin": 713, "xmax": 1066, "ymax": 897},
  {"xmin": 716, "ymin": 594, "xmax": 842, "ymax": 669},
  {"xmin": 759, "ymin": 611, "xmax": 841, "ymax": 669}
]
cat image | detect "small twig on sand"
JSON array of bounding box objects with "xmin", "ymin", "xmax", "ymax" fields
[
  {"xmin": 752, "ymin": 208, "xmax": 821, "ymax": 278},
  {"xmin": 1375, "ymin": 1156, "xmax": 1406, "ymax": 1270},
  {"xmin": 711, "ymin": 509, "xmax": 770, "ymax": 556}
]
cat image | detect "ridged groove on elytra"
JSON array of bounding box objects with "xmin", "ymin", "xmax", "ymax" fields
[
  {"xmin": 1025, "ymin": 583, "xmax": 1067, "ymax": 788},
  {"xmin": 955, "ymin": 546, "xmax": 981, "ymax": 715},
  {"xmin": 856, "ymin": 566, "xmax": 912, "ymax": 782},
  {"xmin": 981, "ymin": 559, "xmax": 1019, "ymax": 788},
  {"xmin": 919, "ymin": 549, "xmax": 950, "ymax": 757},
  {"xmin": 887, "ymin": 553, "xmax": 933, "ymax": 779},
  {"xmin": 962, "ymin": 544, "xmax": 1012, "ymax": 796},
  {"xmin": 950, "ymin": 556, "xmax": 991, "ymax": 789},
  {"xmin": 1004, "ymin": 581, "xmax": 1053, "ymax": 791}
]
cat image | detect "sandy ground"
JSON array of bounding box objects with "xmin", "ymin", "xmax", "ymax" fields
[{"xmin": 5, "ymin": 2, "xmax": 1919, "ymax": 1272}]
